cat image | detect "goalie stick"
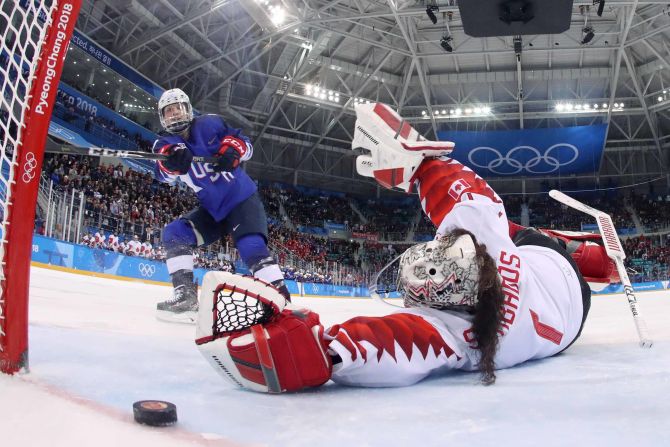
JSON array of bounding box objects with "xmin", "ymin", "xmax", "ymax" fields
[
  {"xmin": 44, "ymin": 138, "xmax": 218, "ymax": 163},
  {"xmin": 549, "ymin": 189, "xmax": 653, "ymax": 348}
]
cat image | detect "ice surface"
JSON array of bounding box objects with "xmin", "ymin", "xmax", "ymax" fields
[{"xmin": 2, "ymin": 266, "xmax": 670, "ymax": 446}]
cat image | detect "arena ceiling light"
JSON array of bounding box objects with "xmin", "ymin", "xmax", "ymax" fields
[
  {"xmin": 269, "ymin": 5, "xmax": 286, "ymax": 26},
  {"xmin": 304, "ymin": 84, "xmax": 340, "ymax": 103},
  {"xmin": 242, "ymin": 0, "xmax": 288, "ymax": 29},
  {"xmin": 555, "ymin": 102, "xmax": 624, "ymax": 113},
  {"xmin": 421, "ymin": 105, "xmax": 492, "ymax": 119},
  {"xmin": 353, "ymin": 97, "xmax": 371, "ymax": 105}
]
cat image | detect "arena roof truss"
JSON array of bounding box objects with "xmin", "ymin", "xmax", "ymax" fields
[{"xmin": 75, "ymin": 0, "xmax": 670, "ymax": 194}]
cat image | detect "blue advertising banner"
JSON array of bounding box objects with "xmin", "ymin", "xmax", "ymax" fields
[
  {"xmin": 70, "ymin": 30, "xmax": 164, "ymax": 99},
  {"xmin": 591, "ymin": 281, "xmax": 667, "ymax": 294},
  {"xmin": 17, "ymin": 2, "xmax": 163, "ymax": 98},
  {"xmin": 437, "ymin": 125, "xmax": 606, "ymax": 177},
  {"xmin": 324, "ymin": 222, "xmax": 347, "ymax": 231},
  {"xmin": 30, "ymin": 236, "xmax": 326, "ymax": 296},
  {"xmin": 57, "ymin": 82, "xmax": 158, "ymax": 142},
  {"xmin": 48, "ymin": 122, "xmax": 96, "ymax": 148}
]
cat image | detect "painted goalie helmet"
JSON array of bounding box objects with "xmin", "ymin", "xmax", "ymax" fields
[
  {"xmin": 158, "ymin": 88, "xmax": 193, "ymax": 133},
  {"xmin": 398, "ymin": 232, "xmax": 480, "ymax": 310}
]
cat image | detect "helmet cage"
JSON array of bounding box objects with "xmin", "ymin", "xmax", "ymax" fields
[{"xmin": 160, "ymin": 101, "xmax": 192, "ymax": 133}]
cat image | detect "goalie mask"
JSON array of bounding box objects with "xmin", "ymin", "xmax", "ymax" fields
[
  {"xmin": 398, "ymin": 232, "xmax": 480, "ymax": 310},
  {"xmin": 158, "ymin": 88, "xmax": 193, "ymax": 133}
]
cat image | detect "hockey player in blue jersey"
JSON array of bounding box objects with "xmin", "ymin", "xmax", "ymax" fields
[{"xmin": 153, "ymin": 88, "xmax": 289, "ymax": 323}]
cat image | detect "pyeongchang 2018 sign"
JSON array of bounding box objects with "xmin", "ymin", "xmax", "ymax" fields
[{"xmin": 437, "ymin": 124, "xmax": 606, "ymax": 177}]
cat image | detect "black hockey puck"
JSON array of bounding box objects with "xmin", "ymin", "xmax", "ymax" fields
[{"xmin": 133, "ymin": 400, "xmax": 178, "ymax": 427}]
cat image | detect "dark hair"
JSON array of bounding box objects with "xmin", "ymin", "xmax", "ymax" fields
[{"xmin": 450, "ymin": 228, "xmax": 505, "ymax": 385}]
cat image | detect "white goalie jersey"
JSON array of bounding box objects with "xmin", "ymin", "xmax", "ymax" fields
[{"xmin": 326, "ymin": 157, "xmax": 586, "ymax": 387}]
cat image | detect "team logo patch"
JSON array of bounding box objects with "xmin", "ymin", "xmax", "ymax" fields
[{"xmin": 448, "ymin": 178, "xmax": 471, "ymax": 200}]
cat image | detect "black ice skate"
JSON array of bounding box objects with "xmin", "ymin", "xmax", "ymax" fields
[{"xmin": 156, "ymin": 283, "xmax": 198, "ymax": 324}]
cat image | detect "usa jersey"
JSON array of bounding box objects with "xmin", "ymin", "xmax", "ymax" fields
[
  {"xmin": 327, "ymin": 158, "xmax": 584, "ymax": 387},
  {"xmin": 153, "ymin": 115, "xmax": 257, "ymax": 222}
]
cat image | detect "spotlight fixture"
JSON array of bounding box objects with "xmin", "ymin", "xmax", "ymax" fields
[
  {"xmin": 594, "ymin": 0, "xmax": 605, "ymax": 17},
  {"xmin": 440, "ymin": 35, "xmax": 453, "ymax": 52},
  {"xmin": 581, "ymin": 26, "xmax": 595, "ymax": 44},
  {"xmin": 426, "ymin": 5, "xmax": 439, "ymax": 25}
]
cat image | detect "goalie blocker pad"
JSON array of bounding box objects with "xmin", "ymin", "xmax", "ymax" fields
[
  {"xmin": 195, "ymin": 272, "xmax": 332, "ymax": 393},
  {"xmin": 352, "ymin": 102, "xmax": 454, "ymax": 192}
]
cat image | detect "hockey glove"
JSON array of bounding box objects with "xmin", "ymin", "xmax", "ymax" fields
[
  {"xmin": 195, "ymin": 272, "xmax": 332, "ymax": 393},
  {"xmin": 213, "ymin": 136, "xmax": 248, "ymax": 172},
  {"xmin": 157, "ymin": 143, "xmax": 193, "ymax": 175}
]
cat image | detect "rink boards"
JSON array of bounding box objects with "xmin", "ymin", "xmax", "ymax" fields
[{"xmin": 31, "ymin": 234, "xmax": 668, "ymax": 296}]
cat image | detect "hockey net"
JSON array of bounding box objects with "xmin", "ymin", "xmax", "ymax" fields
[{"xmin": 0, "ymin": 0, "xmax": 81, "ymax": 374}]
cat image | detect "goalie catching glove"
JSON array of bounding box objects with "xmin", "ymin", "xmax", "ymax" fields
[
  {"xmin": 195, "ymin": 272, "xmax": 332, "ymax": 393},
  {"xmin": 352, "ymin": 102, "xmax": 455, "ymax": 192}
]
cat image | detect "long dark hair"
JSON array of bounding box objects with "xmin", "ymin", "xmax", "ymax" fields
[{"xmin": 450, "ymin": 229, "xmax": 505, "ymax": 385}]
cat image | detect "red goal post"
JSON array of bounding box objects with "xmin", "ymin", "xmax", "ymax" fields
[{"xmin": 0, "ymin": 0, "xmax": 81, "ymax": 374}]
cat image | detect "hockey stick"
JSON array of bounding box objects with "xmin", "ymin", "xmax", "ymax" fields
[
  {"xmin": 549, "ymin": 189, "xmax": 653, "ymax": 348},
  {"xmin": 44, "ymin": 138, "xmax": 219, "ymax": 163}
]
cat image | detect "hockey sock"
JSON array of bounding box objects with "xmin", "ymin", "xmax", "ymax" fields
[
  {"xmin": 236, "ymin": 234, "xmax": 290, "ymax": 301},
  {"xmin": 163, "ymin": 219, "xmax": 197, "ymax": 274},
  {"xmin": 250, "ymin": 256, "xmax": 290, "ymax": 302},
  {"xmin": 235, "ymin": 234, "xmax": 270, "ymax": 266}
]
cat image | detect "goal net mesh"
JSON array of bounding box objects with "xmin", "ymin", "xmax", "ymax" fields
[{"xmin": 0, "ymin": 0, "xmax": 80, "ymax": 373}]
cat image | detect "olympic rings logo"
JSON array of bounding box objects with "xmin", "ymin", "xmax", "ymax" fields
[
  {"xmin": 22, "ymin": 152, "xmax": 38, "ymax": 183},
  {"xmin": 467, "ymin": 144, "xmax": 579, "ymax": 175},
  {"xmin": 138, "ymin": 263, "xmax": 156, "ymax": 277}
]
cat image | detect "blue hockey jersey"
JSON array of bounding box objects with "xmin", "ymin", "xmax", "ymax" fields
[{"xmin": 152, "ymin": 114, "xmax": 257, "ymax": 222}]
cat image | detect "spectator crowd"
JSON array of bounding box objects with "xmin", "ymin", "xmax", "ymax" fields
[{"xmin": 39, "ymin": 153, "xmax": 670, "ymax": 285}]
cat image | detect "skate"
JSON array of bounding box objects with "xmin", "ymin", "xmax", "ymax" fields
[{"xmin": 156, "ymin": 283, "xmax": 198, "ymax": 324}]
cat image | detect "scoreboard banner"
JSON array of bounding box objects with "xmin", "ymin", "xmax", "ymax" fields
[{"xmin": 437, "ymin": 124, "xmax": 606, "ymax": 177}]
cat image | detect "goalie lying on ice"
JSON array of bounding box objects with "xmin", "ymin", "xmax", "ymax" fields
[{"xmin": 194, "ymin": 103, "xmax": 618, "ymax": 393}]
